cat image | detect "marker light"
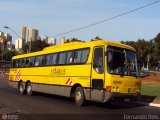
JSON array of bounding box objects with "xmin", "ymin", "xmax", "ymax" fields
[{"xmin": 106, "ymin": 86, "xmax": 111, "ymax": 92}]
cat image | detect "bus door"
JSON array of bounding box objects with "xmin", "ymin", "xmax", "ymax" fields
[{"xmin": 91, "ymin": 46, "xmax": 105, "ymax": 101}]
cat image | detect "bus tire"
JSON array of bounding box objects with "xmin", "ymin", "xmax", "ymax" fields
[
  {"xmin": 74, "ymin": 86, "xmax": 86, "ymax": 106},
  {"xmin": 18, "ymin": 82, "xmax": 25, "ymax": 95},
  {"xmin": 26, "ymin": 82, "xmax": 33, "ymax": 96}
]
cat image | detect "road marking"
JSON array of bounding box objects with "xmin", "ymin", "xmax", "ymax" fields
[{"xmin": 137, "ymin": 101, "xmax": 160, "ymax": 108}]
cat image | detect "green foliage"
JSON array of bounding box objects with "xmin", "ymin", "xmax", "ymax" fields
[
  {"xmin": 0, "ymin": 49, "xmax": 19, "ymax": 61},
  {"xmin": 91, "ymin": 36, "xmax": 102, "ymax": 41},
  {"xmin": 95, "ymin": 36, "xmax": 102, "ymax": 40},
  {"xmin": 70, "ymin": 37, "xmax": 79, "ymax": 41},
  {"xmin": 121, "ymin": 33, "xmax": 160, "ymax": 69},
  {"xmin": 23, "ymin": 40, "xmax": 49, "ymax": 53}
]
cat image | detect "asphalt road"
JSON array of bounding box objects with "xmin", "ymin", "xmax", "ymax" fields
[{"xmin": 0, "ymin": 79, "xmax": 160, "ymax": 120}]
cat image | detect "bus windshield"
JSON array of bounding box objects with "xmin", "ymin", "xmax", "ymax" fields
[{"xmin": 107, "ymin": 46, "xmax": 138, "ymax": 77}]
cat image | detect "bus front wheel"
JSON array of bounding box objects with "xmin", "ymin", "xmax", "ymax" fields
[
  {"xmin": 26, "ymin": 82, "xmax": 33, "ymax": 96},
  {"xmin": 18, "ymin": 82, "xmax": 25, "ymax": 95},
  {"xmin": 74, "ymin": 86, "xmax": 86, "ymax": 106}
]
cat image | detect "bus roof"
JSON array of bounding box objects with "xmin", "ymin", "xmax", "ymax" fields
[{"xmin": 12, "ymin": 40, "xmax": 136, "ymax": 60}]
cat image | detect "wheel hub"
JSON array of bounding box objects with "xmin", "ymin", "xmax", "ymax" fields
[
  {"xmin": 27, "ymin": 86, "xmax": 32, "ymax": 94},
  {"xmin": 76, "ymin": 92, "xmax": 81, "ymax": 102}
]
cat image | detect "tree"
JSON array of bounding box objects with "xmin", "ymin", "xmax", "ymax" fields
[
  {"xmin": 151, "ymin": 33, "xmax": 160, "ymax": 67},
  {"xmin": 94, "ymin": 36, "xmax": 102, "ymax": 40},
  {"xmin": 121, "ymin": 33, "xmax": 160, "ymax": 69},
  {"xmin": 0, "ymin": 49, "xmax": 19, "ymax": 61},
  {"xmin": 23, "ymin": 40, "xmax": 49, "ymax": 53}
]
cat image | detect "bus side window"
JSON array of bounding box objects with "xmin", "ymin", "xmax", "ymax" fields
[
  {"xmin": 74, "ymin": 50, "xmax": 81, "ymax": 63},
  {"xmin": 51, "ymin": 53, "xmax": 58, "ymax": 65},
  {"xmin": 46, "ymin": 54, "xmax": 52, "ymax": 65},
  {"xmin": 20, "ymin": 58, "xmax": 26, "ymax": 67},
  {"xmin": 58, "ymin": 52, "xmax": 67, "ymax": 65},
  {"xmin": 29, "ymin": 57, "xmax": 35, "ymax": 67},
  {"xmin": 16, "ymin": 59, "xmax": 20, "ymax": 67},
  {"xmin": 41, "ymin": 55, "xmax": 46, "ymax": 65},
  {"xmin": 26, "ymin": 58, "xmax": 29, "ymax": 67},
  {"xmin": 73, "ymin": 48, "xmax": 89, "ymax": 64},
  {"xmin": 35, "ymin": 55, "xmax": 45, "ymax": 66},
  {"xmin": 12, "ymin": 60, "xmax": 17, "ymax": 67},
  {"xmin": 66, "ymin": 51, "xmax": 73, "ymax": 64},
  {"xmin": 81, "ymin": 49, "xmax": 89, "ymax": 63},
  {"xmin": 93, "ymin": 47, "xmax": 104, "ymax": 74}
]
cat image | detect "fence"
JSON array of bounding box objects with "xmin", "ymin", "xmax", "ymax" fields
[{"xmin": 0, "ymin": 68, "xmax": 9, "ymax": 80}]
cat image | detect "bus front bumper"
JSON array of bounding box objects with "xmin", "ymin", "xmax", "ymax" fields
[{"xmin": 103, "ymin": 92, "xmax": 141, "ymax": 103}]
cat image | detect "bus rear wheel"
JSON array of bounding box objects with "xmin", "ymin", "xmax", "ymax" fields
[
  {"xmin": 26, "ymin": 82, "xmax": 33, "ymax": 96},
  {"xmin": 74, "ymin": 86, "xmax": 86, "ymax": 106},
  {"xmin": 18, "ymin": 82, "xmax": 25, "ymax": 95}
]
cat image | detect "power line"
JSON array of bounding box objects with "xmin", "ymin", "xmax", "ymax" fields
[{"xmin": 52, "ymin": 0, "xmax": 160, "ymax": 37}]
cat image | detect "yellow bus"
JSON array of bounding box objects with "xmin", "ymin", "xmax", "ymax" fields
[{"xmin": 9, "ymin": 40, "xmax": 141, "ymax": 106}]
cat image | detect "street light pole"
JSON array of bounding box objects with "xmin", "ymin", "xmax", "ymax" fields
[
  {"xmin": 4, "ymin": 26, "xmax": 21, "ymax": 38},
  {"xmin": 4, "ymin": 26, "xmax": 26, "ymax": 53}
]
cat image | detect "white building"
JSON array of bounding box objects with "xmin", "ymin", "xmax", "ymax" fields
[
  {"xmin": 28, "ymin": 28, "xmax": 39, "ymax": 42},
  {"xmin": 20, "ymin": 26, "xmax": 27, "ymax": 47},
  {"xmin": 48, "ymin": 37, "xmax": 56, "ymax": 45},
  {"xmin": 0, "ymin": 32, "xmax": 12, "ymax": 51},
  {"xmin": 15, "ymin": 38, "xmax": 23, "ymax": 50},
  {"xmin": 60, "ymin": 37, "xmax": 66, "ymax": 44}
]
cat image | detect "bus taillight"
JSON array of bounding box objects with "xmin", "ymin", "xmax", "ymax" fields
[{"xmin": 106, "ymin": 86, "xmax": 111, "ymax": 92}]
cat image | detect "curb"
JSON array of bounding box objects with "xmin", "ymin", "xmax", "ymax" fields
[{"xmin": 137, "ymin": 101, "xmax": 160, "ymax": 107}]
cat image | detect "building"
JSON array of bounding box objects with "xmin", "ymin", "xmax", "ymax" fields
[
  {"xmin": 41, "ymin": 36, "xmax": 56, "ymax": 45},
  {"xmin": 41, "ymin": 36, "xmax": 48, "ymax": 43},
  {"xmin": 48, "ymin": 37, "xmax": 56, "ymax": 45},
  {"xmin": 21, "ymin": 26, "xmax": 27, "ymax": 46},
  {"xmin": 28, "ymin": 28, "xmax": 39, "ymax": 42},
  {"xmin": 15, "ymin": 38, "xmax": 23, "ymax": 50},
  {"xmin": 5, "ymin": 34, "xmax": 12, "ymax": 50},
  {"xmin": 0, "ymin": 32, "xmax": 12, "ymax": 51},
  {"xmin": 0, "ymin": 32, "xmax": 5, "ymax": 51},
  {"xmin": 60, "ymin": 37, "xmax": 67, "ymax": 44}
]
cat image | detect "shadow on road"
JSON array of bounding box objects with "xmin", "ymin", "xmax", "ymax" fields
[
  {"xmin": 139, "ymin": 95, "xmax": 157, "ymax": 103},
  {"xmin": 31, "ymin": 92, "xmax": 147, "ymax": 109}
]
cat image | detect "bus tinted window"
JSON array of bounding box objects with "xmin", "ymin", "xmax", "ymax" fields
[
  {"xmin": 74, "ymin": 48, "xmax": 89, "ymax": 63},
  {"xmin": 20, "ymin": 58, "xmax": 26, "ymax": 67},
  {"xmin": 74, "ymin": 50, "xmax": 81, "ymax": 63},
  {"xmin": 35, "ymin": 55, "xmax": 45, "ymax": 66},
  {"xmin": 12, "ymin": 60, "xmax": 15, "ymax": 67},
  {"xmin": 81, "ymin": 49, "xmax": 90, "ymax": 63},
  {"xmin": 26, "ymin": 57, "xmax": 35, "ymax": 67},
  {"xmin": 51, "ymin": 54, "xmax": 58, "ymax": 65},
  {"xmin": 45, "ymin": 54, "xmax": 52, "ymax": 65},
  {"xmin": 16, "ymin": 59, "xmax": 20, "ymax": 67},
  {"xmin": 13, "ymin": 60, "xmax": 17, "ymax": 67},
  {"xmin": 66, "ymin": 51, "xmax": 74, "ymax": 64},
  {"xmin": 93, "ymin": 47, "xmax": 104, "ymax": 74},
  {"xmin": 58, "ymin": 52, "xmax": 67, "ymax": 64}
]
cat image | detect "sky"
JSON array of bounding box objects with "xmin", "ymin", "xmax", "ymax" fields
[{"xmin": 0, "ymin": 0, "xmax": 160, "ymax": 44}]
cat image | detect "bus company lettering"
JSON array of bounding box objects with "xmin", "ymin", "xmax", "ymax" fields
[
  {"xmin": 51, "ymin": 68, "xmax": 66, "ymax": 76},
  {"xmin": 113, "ymin": 80, "xmax": 122, "ymax": 84}
]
